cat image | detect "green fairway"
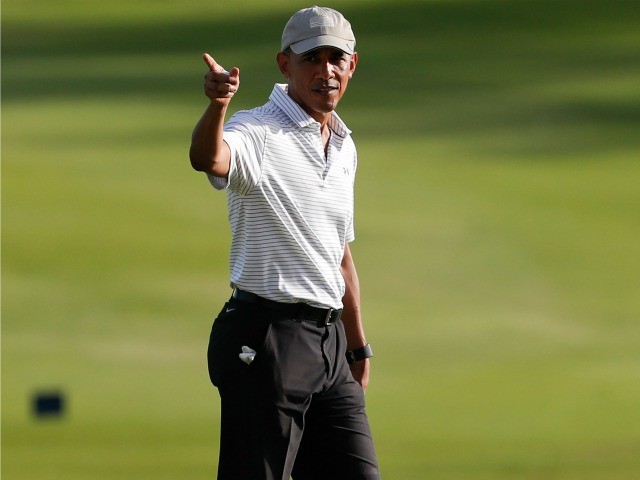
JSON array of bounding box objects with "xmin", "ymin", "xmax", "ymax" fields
[{"xmin": 3, "ymin": 1, "xmax": 640, "ymax": 478}]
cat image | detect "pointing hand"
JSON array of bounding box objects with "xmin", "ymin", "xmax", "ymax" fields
[{"xmin": 202, "ymin": 53, "xmax": 240, "ymax": 104}]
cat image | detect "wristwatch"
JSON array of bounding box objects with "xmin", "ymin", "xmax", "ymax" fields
[{"xmin": 346, "ymin": 343, "xmax": 373, "ymax": 365}]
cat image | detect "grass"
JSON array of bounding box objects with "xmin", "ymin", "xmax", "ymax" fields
[{"xmin": 3, "ymin": 0, "xmax": 640, "ymax": 478}]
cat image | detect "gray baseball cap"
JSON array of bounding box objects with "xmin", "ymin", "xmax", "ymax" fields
[{"xmin": 281, "ymin": 6, "xmax": 356, "ymax": 55}]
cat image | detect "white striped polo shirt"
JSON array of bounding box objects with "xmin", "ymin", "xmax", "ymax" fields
[{"xmin": 208, "ymin": 83, "xmax": 357, "ymax": 309}]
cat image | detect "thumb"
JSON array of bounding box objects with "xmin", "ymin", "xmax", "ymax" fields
[
  {"xmin": 229, "ymin": 67, "xmax": 240, "ymax": 78},
  {"xmin": 202, "ymin": 53, "xmax": 220, "ymax": 72}
]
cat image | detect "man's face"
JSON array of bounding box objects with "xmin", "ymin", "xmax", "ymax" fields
[{"xmin": 277, "ymin": 47, "xmax": 358, "ymax": 123}]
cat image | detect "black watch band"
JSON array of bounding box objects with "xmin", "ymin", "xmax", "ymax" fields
[{"xmin": 346, "ymin": 343, "xmax": 373, "ymax": 365}]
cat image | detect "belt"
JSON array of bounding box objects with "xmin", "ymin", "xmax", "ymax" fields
[{"xmin": 231, "ymin": 289, "xmax": 342, "ymax": 327}]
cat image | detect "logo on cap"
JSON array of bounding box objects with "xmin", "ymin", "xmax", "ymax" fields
[{"xmin": 310, "ymin": 14, "xmax": 335, "ymax": 29}]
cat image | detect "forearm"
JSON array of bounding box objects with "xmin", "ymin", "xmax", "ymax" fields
[
  {"xmin": 340, "ymin": 244, "xmax": 367, "ymax": 350},
  {"xmin": 189, "ymin": 102, "xmax": 231, "ymax": 176},
  {"xmin": 341, "ymin": 244, "xmax": 371, "ymax": 390}
]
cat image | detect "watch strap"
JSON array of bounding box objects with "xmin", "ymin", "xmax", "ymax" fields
[{"xmin": 346, "ymin": 343, "xmax": 373, "ymax": 364}]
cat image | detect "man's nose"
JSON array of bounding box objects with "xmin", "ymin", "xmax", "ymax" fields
[{"xmin": 318, "ymin": 61, "xmax": 335, "ymax": 79}]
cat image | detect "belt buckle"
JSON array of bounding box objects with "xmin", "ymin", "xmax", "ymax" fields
[{"xmin": 324, "ymin": 308, "xmax": 335, "ymax": 326}]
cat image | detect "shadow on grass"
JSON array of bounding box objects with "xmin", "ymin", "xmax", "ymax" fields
[{"xmin": 3, "ymin": 0, "xmax": 640, "ymax": 156}]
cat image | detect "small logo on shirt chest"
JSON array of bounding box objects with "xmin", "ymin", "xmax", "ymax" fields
[{"xmin": 343, "ymin": 167, "xmax": 351, "ymax": 176}]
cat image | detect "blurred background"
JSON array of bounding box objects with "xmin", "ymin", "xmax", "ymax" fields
[{"xmin": 2, "ymin": 0, "xmax": 639, "ymax": 478}]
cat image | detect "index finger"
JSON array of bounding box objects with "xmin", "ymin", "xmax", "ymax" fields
[{"xmin": 203, "ymin": 53, "xmax": 221, "ymax": 72}]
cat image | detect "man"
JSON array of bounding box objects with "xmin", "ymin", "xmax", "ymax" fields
[{"xmin": 189, "ymin": 6, "xmax": 380, "ymax": 480}]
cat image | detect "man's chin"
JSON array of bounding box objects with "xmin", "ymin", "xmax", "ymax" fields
[{"xmin": 315, "ymin": 99, "xmax": 339, "ymax": 114}]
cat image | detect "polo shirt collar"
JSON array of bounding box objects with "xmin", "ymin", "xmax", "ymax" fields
[{"xmin": 270, "ymin": 83, "xmax": 351, "ymax": 138}]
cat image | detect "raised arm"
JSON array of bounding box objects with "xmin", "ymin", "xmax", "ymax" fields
[{"xmin": 189, "ymin": 53, "xmax": 240, "ymax": 177}]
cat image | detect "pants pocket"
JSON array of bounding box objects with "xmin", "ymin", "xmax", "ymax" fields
[{"xmin": 207, "ymin": 302, "xmax": 271, "ymax": 388}]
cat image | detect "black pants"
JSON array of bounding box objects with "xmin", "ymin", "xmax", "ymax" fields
[{"xmin": 207, "ymin": 296, "xmax": 380, "ymax": 480}]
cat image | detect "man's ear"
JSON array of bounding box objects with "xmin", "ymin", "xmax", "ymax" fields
[
  {"xmin": 348, "ymin": 52, "xmax": 359, "ymax": 79},
  {"xmin": 276, "ymin": 52, "xmax": 291, "ymax": 79}
]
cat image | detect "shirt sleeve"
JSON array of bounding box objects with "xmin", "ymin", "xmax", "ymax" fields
[{"xmin": 207, "ymin": 110, "xmax": 265, "ymax": 194}]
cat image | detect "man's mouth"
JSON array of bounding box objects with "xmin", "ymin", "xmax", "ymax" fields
[{"xmin": 313, "ymin": 84, "xmax": 339, "ymax": 95}]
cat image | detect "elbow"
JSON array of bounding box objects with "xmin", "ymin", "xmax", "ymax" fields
[
  {"xmin": 189, "ymin": 147, "xmax": 211, "ymax": 173},
  {"xmin": 189, "ymin": 149, "xmax": 229, "ymax": 179},
  {"xmin": 189, "ymin": 140, "xmax": 230, "ymax": 177}
]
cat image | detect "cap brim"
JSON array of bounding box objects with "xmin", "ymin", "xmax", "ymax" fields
[{"xmin": 289, "ymin": 35, "xmax": 355, "ymax": 55}]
